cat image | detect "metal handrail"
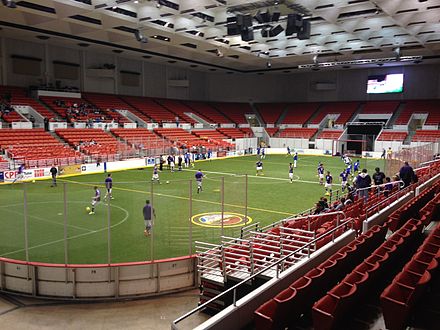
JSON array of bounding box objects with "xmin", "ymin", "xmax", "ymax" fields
[{"xmin": 171, "ymin": 211, "xmax": 348, "ymax": 329}]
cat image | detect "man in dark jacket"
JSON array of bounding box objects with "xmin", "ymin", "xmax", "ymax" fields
[
  {"xmin": 355, "ymin": 168, "xmax": 372, "ymax": 201},
  {"xmin": 399, "ymin": 162, "xmax": 415, "ymax": 188},
  {"xmin": 372, "ymin": 167, "xmax": 386, "ymax": 186}
]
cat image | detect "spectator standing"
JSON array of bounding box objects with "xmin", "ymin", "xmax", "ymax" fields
[
  {"xmin": 399, "ymin": 161, "xmax": 416, "ymax": 188},
  {"xmin": 355, "ymin": 169, "xmax": 372, "ymax": 201},
  {"xmin": 372, "ymin": 167, "xmax": 386, "ymax": 186}
]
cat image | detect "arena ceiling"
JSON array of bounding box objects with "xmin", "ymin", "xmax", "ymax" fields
[{"xmin": 0, "ymin": 0, "xmax": 440, "ymax": 73}]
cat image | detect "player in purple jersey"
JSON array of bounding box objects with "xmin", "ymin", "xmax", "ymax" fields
[
  {"xmin": 151, "ymin": 164, "xmax": 160, "ymax": 184},
  {"xmin": 340, "ymin": 169, "xmax": 349, "ymax": 192},
  {"xmin": 104, "ymin": 173, "xmax": 114, "ymax": 201},
  {"xmin": 89, "ymin": 186, "xmax": 101, "ymax": 215},
  {"xmin": 195, "ymin": 169, "xmax": 204, "ymax": 193},
  {"xmin": 317, "ymin": 163, "xmax": 325, "ymax": 185},
  {"xmin": 325, "ymin": 171, "xmax": 333, "ymax": 196}
]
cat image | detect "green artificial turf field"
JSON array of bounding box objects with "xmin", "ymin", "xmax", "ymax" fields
[{"xmin": 0, "ymin": 154, "xmax": 385, "ymax": 264}]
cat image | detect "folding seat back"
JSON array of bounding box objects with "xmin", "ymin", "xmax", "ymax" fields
[
  {"xmin": 380, "ymin": 283, "xmax": 413, "ymax": 330},
  {"xmin": 272, "ymin": 287, "xmax": 297, "ymax": 329},
  {"xmin": 254, "ymin": 299, "xmax": 278, "ymax": 330}
]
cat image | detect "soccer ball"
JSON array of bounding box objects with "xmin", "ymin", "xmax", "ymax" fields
[
  {"xmin": 166, "ymin": 180, "xmax": 170, "ymax": 184},
  {"xmin": 86, "ymin": 206, "xmax": 91, "ymax": 212},
  {"xmin": 32, "ymin": 180, "xmax": 35, "ymax": 183}
]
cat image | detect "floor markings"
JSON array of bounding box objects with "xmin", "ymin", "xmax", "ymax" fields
[
  {"xmin": 59, "ymin": 178, "xmax": 294, "ymax": 216},
  {"xmin": 0, "ymin": 201, "xmax": 130, "ymax": 257}
]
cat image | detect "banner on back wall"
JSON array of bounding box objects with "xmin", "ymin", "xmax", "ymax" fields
[
  {"xmin": 59, "ymin": 164, "xmax": 82, "ymax": 176},
  {"xmin": 80, "ymin": 163, "xmax": 104, "ymax": 174},
  {"xmin": 2, "ymin": 167, "xmax": 54, "ymax": 182}
]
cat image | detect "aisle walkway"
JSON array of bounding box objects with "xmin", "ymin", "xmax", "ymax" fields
[{"xmin": 0, "ymin": 289, "xmax": 206, "ymax": 330}]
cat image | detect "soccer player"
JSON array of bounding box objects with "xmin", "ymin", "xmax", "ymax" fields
[
  {"xmin": 261, "ymin": 147, "xmax": 266, "ymax": 159},
  {"xmin": 104, "ymin": 173, "xmax": 114, "ymax": 201},
  {"xmin": 195, "ymin": 169, "xmax": 204, "ymax": 193},
  {"xmin": 256, "ymin": 160, "xmax": 263, "ymax": 176},
  {"xmin": 353, "ymin": 159, "xmax": 360, "ymax": 174},
  {"xmin": 178, "ymin": 155, "xmax": 183, "ymax": 171},
  {"xmin": 325, "ymin": 171, "xmax": 333, "ymax": 196},
  {"xmin": 286, "ymin": 146, "xmax": 291, "ymax": 156},
  {"xmin": 151, "ymin": 164, "xmax": 160, "ymax": 184},
  {"xmin": 293, "ymin": 152, "xmax": 298, "ymax": 168},
  {"xmin": 143, "ymin": 199, "xmax": 156, "ymax": 237},
  {"xmin": 288, "ymin": 163, "xmax": 294, "ymax": 183},
  {"xmin": 50, "ymin": 165, "xmax": 57, "ymax": 187},
  {"xmin": 317, "ymin": 163, "xmax": 325, "ymax": 185},
  {"xmin": 340, "ymin": 169, "xmax": 349, "ymax": 192},
  {"xmin": 89, "ymin": 186, "xmax": 101, "ymax": 215},
  {"xmin": 12, "ymin": 163, "xmax": 25, "ymax": 183}
]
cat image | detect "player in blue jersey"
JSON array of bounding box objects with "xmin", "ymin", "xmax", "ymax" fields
[
  {"xmin": 353, "ymin": 159, "xmax": 360, "ymax": 174},
  {"xmin": 288, "ymin": 163, "xmax": 294, "ymax": 183},
  {"xmin": 261, "ymin": 147, "xmax": 266, "ymax": 159},
  {"xmin": 340, "ymin": 169, "xmax": 349, "ymax": 192},
  {"xmin": 286, "ymin": 146, "xmax": 291, "ymax": 156},
  {"xmin": 195, "ymin": 169, "xmax": 204, "ymax": 193},
  {"xmin": 293, "ymin": 152, "xmax": 298, "ymax": 168},
  {"xmin": 12, "ymin": 163, "xmax": 25, "ymax": 183},
  {"xmin": 89, "ymin": 186, "xmax": 101, "ymax": 215},
  {"xmin": 317, "ymin": 163, "xmax": 325, "ymax": 185},
  {"xmin": 151, "ymin": 164, "xmax": 160, "ymax": 184},
  {"xmin": 325, "ymin": 171, "xmax": 333, "ymax": 196},
  {"xmin": 104, "ymin": 173, "xmax": 114, "ymax": 201},
  {"xmin": 256, "ymin": 160, "xmax": 263, "ymax": 176}
]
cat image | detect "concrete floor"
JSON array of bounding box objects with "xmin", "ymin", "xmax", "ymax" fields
[{"xmin": 0, "ymin": 289, "xmax": 209, "ymax": 330}]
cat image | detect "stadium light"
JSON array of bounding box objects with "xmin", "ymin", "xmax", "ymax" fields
[
  {"xmin": 134, "ymin": 30, "xmax": 148, "ymax": 43},
  {"xmin": 298, "ymin": 56, "xmax": 423, "ymax": 69}
]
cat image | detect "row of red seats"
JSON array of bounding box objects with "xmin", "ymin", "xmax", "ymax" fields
[
  {"xmin": 255, "ymin": 103, "xmax": 286, "ymax": 125},
  {"xmin": 377, "ymin": 130, "xmax": 408, "ymax": 141},
  {"xmin": 312, "ymin": 218, "xmax": 424, "ymax": 330},
  {"xmin": 278, "ymin": 127, "xmax": 317, "ymax": 139},
  {"xmin": 388, "ymin": 182, "xmax": 440, "ymax": 232},
  {"xmin": 254, "ymin": 224, "xmax": 387, "ymax": 329},
  {"xmin": 381, "ymin": 222, "xmax": 440, "ymax": 330}
]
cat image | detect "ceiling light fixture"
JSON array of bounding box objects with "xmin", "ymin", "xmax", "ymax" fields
[
  {"xmin": 1, "ymin": 0, "xmax": 16, "ymax": 8},
  {"xmin": 134, "ymin": 30, "xmax": 148, "ymax": 43}
]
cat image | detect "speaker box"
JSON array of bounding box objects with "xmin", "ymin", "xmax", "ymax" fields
[
  {"xmin": 241, "ymin": 28, "xmax": 254, "ymax": 42},
  {"xmin": 285, "ymin": 14, "xmax": 300, "ymax": 36},
  {"xmin": 298, "ymin": 19, "xmax": 311, "ymax": 40},
  {"xmin": 269, "ymin": 24, "xmax": 284, "ymax": 37},
  {"xmin": 271, "ymin": 11, "xmax": 280, "ymax": 22},
  {"xmin": 238, "ymin": 14, "xmax": 253, "ymax": 27}
]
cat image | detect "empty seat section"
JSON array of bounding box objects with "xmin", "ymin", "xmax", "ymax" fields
[
  {"xmin": 265, "ymin": 127, "xmax": 279, "ymax": 137},
  {"xmin": 111, "ymin": 128, "xmax": 168, "ymax": 150},
  {"xmin": 213, "ymin": 102, "xmax": 252, "ymax": 125},
  {"xmin": 56, "ymin": 128, "xmax": 130, "ymax": 156},
  {"xmin": 281, "ymin": 103, "xmax": 319, "ymax": 125},
  {"xmin": 154, "ymin": 128, "xmax": 231, "ymax": 148},
  {"xmin": 310, "ymin": 102, "xmax": 359, "ymax": 125},
  {"xmin": 217, "ymin": 127, "xmax": 253, "ymax": 138},
  {"xmin": 412, "ymin": 130, "xmax": 440, "ymax": 142},
  {"xmin": 361, "ymin": 101, "xmax": 399, "ymax": 114},
  {"xmin": 154, "ymin": 99, "xmax": 196, "ymax": 124},
  {"xmin": 0, "ymin": 128, "xmax": 79, "ymax": 165},
  {"xmin": 278, "ymin": 128, "xmax": 317, "ymax": 139},
  {"xmin": 395, "ymin": 100, "xmax": 440, "ymax": 125},
  {"xmin": 255, "ymin": 103, "xmax": 286, "ymax": 124},
  {"xmin": 317, "ymin": 130, "xmax": 343, "ymax": 139},
  {"xmin": 122, "ymin": 96, "xmax": 176, "ymax": 124},
  {"xmin": 182, "ymin": 101, "xmax": 231, "ymax": 124},
  {"xmin": 377, "ymin": 130, "xmax": 408, "ymax": 141}
]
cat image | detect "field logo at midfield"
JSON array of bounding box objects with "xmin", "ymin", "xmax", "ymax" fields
[{"xmin": 191, "ymin": 212, "xmax": 252, "ymax": 228}]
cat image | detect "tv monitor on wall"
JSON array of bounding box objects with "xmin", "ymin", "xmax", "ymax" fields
[{"xmin": 367, "ymin": 73, "xmax": 404, "ymax": 94}]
